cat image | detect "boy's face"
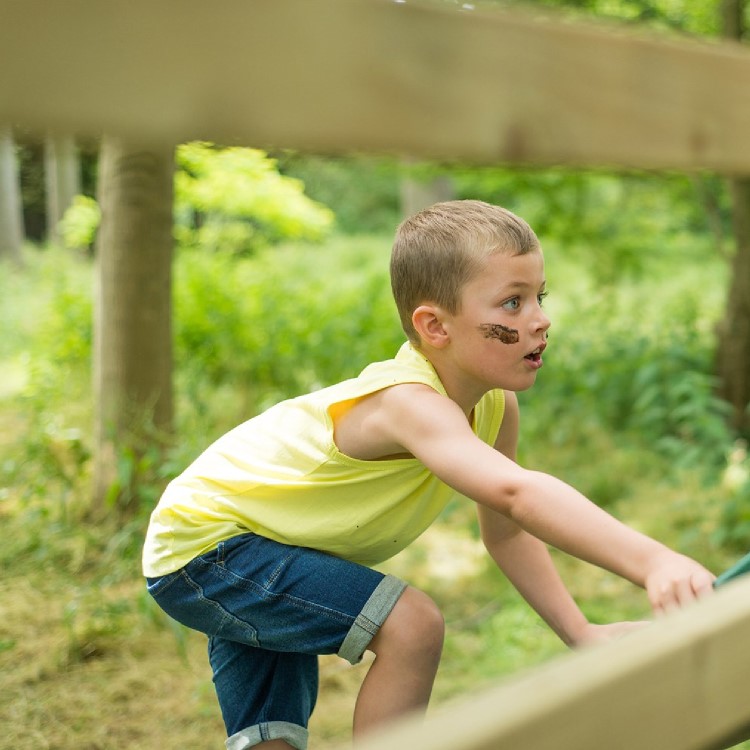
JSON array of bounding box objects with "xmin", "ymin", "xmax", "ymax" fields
[{"xmin": 443, "ymin": 248, "xmax": 550, "ymax": 394}]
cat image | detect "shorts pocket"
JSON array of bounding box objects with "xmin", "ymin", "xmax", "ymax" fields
[{"xmin": 145, "ymin": 571, "xmax": 182, "ymax": 597}]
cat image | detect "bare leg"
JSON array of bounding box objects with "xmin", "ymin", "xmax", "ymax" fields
[
  {"xmin": 353, "ymin": 586, "xmax": 445, "ymax": 739},
  {"xmin": 255, "ymin": 742, "xmax": 294, "ymax": 749}
]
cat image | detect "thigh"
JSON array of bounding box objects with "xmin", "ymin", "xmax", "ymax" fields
[
  {"xmin": 147, "ymin": 532, "xmax": 404, "ymax": 659},
  {"xmin": 208, "ymin": 636, "xmax": 318, "ymax": 736}
]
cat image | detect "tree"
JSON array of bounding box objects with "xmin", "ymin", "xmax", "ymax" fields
[
  {"xmin": 92, "ymin": 136, "xmax": 174, "ymax": 514},
  {"xmin": 715, "ymin": 0, "xmax": 750, "ymax": 433},
  {"xmin": 44, "ymin": 133, "xmax": 81, "ymax": 247},
  {"xmin": 0, "ymin": 126, "xmax": 24, "ymax": 265}
]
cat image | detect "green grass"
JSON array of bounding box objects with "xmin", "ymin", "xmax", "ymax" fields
[{"xmin": 2, "ymin": 238, "xmax": 750, "ymax": 749}]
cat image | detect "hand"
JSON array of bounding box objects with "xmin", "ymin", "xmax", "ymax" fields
[
  {"xmin": 644, "ymin": 551, "xmax": 715, "ymax": 615},
  {"xmin": 572, "ymin": 620, "xmax": 651, "ymax": 648}
]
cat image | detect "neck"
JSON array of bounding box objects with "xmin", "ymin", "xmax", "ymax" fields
[{"xmin": 415, "ymin": 345, "xmax": 486, "ymax": 418}]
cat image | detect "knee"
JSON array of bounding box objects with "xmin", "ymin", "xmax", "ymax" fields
[
  {"xmin": 403, "ymin": 587, "xmax": 445, "ymax": 651},
  {"xmin": 371, "ymin": 586, "xmax": 445, "ymax": 661}
]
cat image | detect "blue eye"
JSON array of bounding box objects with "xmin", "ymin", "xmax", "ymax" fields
[
  {"xmin": 502, "ymin": 298, "xmax": 520, "ymax": 311},
  {"xmin": 537, "ymin": 291, "xmax": 549, "ymax": 306}
]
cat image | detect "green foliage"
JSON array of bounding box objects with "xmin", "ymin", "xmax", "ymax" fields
[
  {"xmin": 59, "ymin": 195, "xmax": 101, "ymax": 250},
  {"xmin": 714, "ymin": 441, "xmax": 750, "ymax": 551},
  {"xmin": 175, "ymin": 142, "xmax": 335, "ymax": 254},
  {"xmin": 0, "ymin": 248, "xmax": 93, "ymax": 522},
  {"xmin": 522, "ymin": 252, "xmax": 735, "ymax": 477},
  {"xmin": 452, "ymin": 167, "xmax": 731, "ymax": 283},
  {"xmin": 502, "ymin": 0, "xmax": 722, "ymax": 36},
  {"xmin": 174, "ymin": 236, "xmax": 403, "ymax": 406},
  {"xmin": 49, "ymin": 143, "xmax": 336, "ymax": 256},
  {"xmin": 275, "ymin": 151, "xmax": 402, "ymax": 234}
]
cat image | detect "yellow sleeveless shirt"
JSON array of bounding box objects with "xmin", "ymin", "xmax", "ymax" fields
[{"xmin": 142, "ymin": 343, "xmax": 505, "ymax": 577}]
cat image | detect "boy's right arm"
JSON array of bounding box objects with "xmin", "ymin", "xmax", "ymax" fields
[{"xmin": 372, "ymin": 383, "xmax": 715, "ymax": 613}]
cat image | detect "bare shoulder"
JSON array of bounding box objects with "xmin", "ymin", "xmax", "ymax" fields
[
  {"xmin": 336, "ymin": 383, "xmax": 525, "ymax": 508},
  {"xmin": 332, "ymin": 383, "xmax": 461, "ymax": 461}
]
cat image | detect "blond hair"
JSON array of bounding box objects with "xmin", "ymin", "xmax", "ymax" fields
[{"xmin": 390, "ymin": 200, "xmax": 540, "ymax": 345}]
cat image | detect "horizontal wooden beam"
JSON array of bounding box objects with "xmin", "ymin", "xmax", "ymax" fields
[
  {"xmin": 353, "ymin": 576, "xmax": 750, "ymax": 750},
  {"xmin": 2, "ymin": 0, "xmax": 750, "ymax": 173}
]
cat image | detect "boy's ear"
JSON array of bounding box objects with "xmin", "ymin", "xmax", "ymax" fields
[{"xmin": 412, "ymin": 304, "xmax": 450, "ymax": 348}]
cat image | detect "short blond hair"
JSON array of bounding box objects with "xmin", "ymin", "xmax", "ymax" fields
[{"xmin": 390, "ymin": 200, "xmax": 540, "ymax": 345}]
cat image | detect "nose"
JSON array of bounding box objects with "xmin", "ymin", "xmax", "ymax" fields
[{"xmin": 534, "ymin": 305, "xmax": 551, "ymax": 336}]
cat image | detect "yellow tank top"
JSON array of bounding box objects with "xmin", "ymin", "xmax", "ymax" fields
[{"xmin": 142, "ymin": 343, "xmax": 505, "ymax": 577}]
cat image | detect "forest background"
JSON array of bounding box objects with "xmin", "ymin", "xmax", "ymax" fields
[{"xmin": 2, "ymin": 0, "xmax": 750, "ymax": 748}]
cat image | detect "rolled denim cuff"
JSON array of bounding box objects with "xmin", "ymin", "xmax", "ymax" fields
[
  {"xmin": 338, "ymin": 573, "xmax": 407, "ymax": 665},
  {"xmin": 226, "ymin": 720, "xmax": 308, "ymax": 750}
]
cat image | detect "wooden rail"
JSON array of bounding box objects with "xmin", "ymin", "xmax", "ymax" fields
[
  {"xmin": 353, "ymin": 576, "xmax": 750, "ymax": 750},
  {"xmin": 1, "ymin": 0, "xmax": 750, "ymax": 173}
]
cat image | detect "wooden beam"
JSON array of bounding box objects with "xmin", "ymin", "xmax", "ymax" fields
[
  {"xmin": 1, "ymin": 0, "xmax": 750, "ymax": 173},
  {"xmin": 352, "ymin": 576, "xmax": 750, "ymax": 750}
]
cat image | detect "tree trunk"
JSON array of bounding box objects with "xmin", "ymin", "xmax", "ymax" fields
[
  {"xmin": 0, "ymin": 126, "xmax": 25, "ymax": 265},
  {"xmin": 717, "ymin": 180, "xmax": 750, "ymax": 433},
  {"xmin": 44, "ymin": 133, "xmax": 81, "ymax": 247},
  {"xmin": 92, "ymin": 136, "xmax": 174, "ymax": 514},
  {"xmin": 716, "ymin": 0, "xmax": 750, "ymax": 433},
  {"xmin": 721, "ymin": 0, "xmax": 743, "ymax": 39}
]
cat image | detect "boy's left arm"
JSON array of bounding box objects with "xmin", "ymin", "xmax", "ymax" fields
[{"xmin": 480, "ymin": 391, "xmax": 648, "ymax": 647}]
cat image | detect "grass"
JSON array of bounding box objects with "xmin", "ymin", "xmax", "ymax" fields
[
  {"xmin": 1, "ymin": 496, "xmax": 746, "ymax": 749},
  {"xmin": 2, "ymin": 239, "xmax": 750, "ymax": 749}
]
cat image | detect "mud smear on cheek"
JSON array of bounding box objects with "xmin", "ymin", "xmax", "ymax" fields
[{"xmin": 478, "ymin": 323, "xmax": 519, "ymax": 344}]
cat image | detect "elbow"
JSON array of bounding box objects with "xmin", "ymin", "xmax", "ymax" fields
[{"xmin": 492, "ymin": 469, "xmax": 532, "ymax": 521}]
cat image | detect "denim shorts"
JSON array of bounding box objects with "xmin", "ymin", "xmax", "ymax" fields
[{"xmin": 146, "ymin": 532, "xmax": 406, "ymax": 750}]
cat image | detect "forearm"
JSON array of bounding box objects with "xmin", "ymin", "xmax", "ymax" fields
[
  {"xmin": 485, "ymin": 528, "xmax": 589, "ymax": 646},
  {"xmin": 505, "ymin": 470, "xmax": 671, "ymax": 588}
]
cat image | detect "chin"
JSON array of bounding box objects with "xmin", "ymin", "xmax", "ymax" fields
[{"xmin": 507, "ymin": 375, "xmax": 539, "ymax": 392}]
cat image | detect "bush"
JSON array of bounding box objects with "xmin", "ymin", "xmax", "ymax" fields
[
  {"xmin": 521, "ymin": 248, "xmax": 734, "ymax": 474},
  {"xmin": 175, "ymin": 143, "xmax": 335, "ymax": 254},
  {"xmin": 174, "ymin": 236, "xmax": 403, "ymax": 404}
]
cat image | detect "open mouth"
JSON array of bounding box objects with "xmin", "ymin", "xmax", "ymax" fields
[{"xmin": 524, "ymin": 342, "xmax": 546, "ymax": 364}]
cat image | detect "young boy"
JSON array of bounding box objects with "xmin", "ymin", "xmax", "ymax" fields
[{"xmin": 143, "ymin": 200, "xmax": 715, "ymax": 750}]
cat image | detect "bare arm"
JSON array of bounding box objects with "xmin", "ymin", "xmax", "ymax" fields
[
  {"xmin": 369, "ymin": 383, "xmax": 714, "ymax": 613},
  {"xmin": 479, "ymin": 391, "xmax": 588, "ymax": 645},
  {"xmin": 479, "ymin": 392, "xmax": 651, "ymax": 645}
]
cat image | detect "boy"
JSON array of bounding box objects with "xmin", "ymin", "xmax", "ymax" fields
[{"xmin": 143, "ymin": 200, "xmax": 715, "ymax": 750}]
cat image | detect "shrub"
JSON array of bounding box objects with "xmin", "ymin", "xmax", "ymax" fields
[
  {"xmin": 174, "ymin": 236, "xmax": 403, "ymax": 403},
  {"xmin": 175, "ymin": 142, "xmax": 335, "ymax": 254}
]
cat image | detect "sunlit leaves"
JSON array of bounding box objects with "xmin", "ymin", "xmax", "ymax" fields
[{"xmin": 174, "ymin": 142, "xmax": 335, "ymax": 254}]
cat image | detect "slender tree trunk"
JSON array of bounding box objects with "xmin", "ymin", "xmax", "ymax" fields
[
  {"xmin": 716, "ymin": 0, "xmax": 750, "ymax": 433},
  {"xmin": 92, "ymin": 136, "xmax": 174, "ymax": 514},
  {"xmin": 0, "ymin": 126, "xmax": 24, "ymax": 265},
  {"xmin": 721, "ymin": 0, "xmax": 743, "ymax": 39},
  {"xmin": 717, "ymin": 181, "xmax": 750, "ymax": 433},
  {"xmin": 45, "ymin": 133, "xmax": 81, "ymax": 247}
]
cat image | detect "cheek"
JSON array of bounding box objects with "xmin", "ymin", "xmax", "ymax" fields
[{"xmin": 477, "ymin": 323, "xmax": 520, "ymax": 344}]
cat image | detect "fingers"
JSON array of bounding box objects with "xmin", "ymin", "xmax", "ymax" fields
[{"xmin": 649, "ymin": 569, "xmax": 716, "ymax": 616}]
